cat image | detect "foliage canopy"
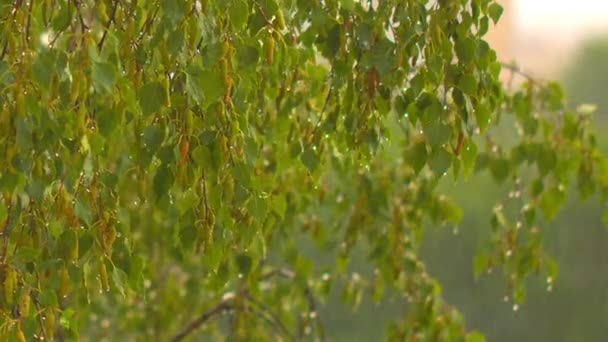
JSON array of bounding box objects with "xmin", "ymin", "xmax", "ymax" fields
[{"xmin": 0, "ymin": 0, "xmax": 607, "ymax": 340}]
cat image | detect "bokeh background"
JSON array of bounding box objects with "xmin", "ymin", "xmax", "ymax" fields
[{"xmin": 322, "ymin": 1, "xmax": 608, "ymax": 340}]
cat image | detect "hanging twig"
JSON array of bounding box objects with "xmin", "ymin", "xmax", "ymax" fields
[
  {"xmin": 25, "ymin": 0, "xmax": 35, "ymax": 44},
  {"xmin": 0, "ymin": 198, "xmax": 13, "ymax": 265},
  {"xmin": 500, "ymin": 61, "xmax": 542, "ymax": 86},
  {"xmin": 0, "ymin": 39, "xmax": 8, "ymax": 60},
  {"xmin": 244, "ymin": 293, "xmax": 296, "ymax": 341},
  {"xmin": 170, "ymin": 299, "xmax": 233, "ymax": 342},
  {"xmin": 260, "ymin": 268, "xmax": 328, "ymax": 342},
  {"xmin": 73, "ymin": 0, "xmax": 88, "ymax": 34},
  {"xmin": 137, "ymin": 6, "xmax": 160, "ymax": 45},
  {"xmin": 98, "ymin": 0, "xmax": 119, "ymax": 51}
]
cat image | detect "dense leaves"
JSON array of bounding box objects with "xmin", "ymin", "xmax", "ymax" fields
[{"xmin": 0, "ymin": 0, "xmax": 606, "ymax": 340}]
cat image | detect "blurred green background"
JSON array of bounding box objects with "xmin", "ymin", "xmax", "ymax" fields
[{"xmin": 317, "ymin": 36, "xmax": 608, "ymax": 341}]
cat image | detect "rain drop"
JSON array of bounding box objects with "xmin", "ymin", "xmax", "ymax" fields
[{"xmin": 512, "ymin": 304, "xmax": 519, "ymax": 311}]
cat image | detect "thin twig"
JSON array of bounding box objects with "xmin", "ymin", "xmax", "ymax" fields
[
  {"xmin": 500, "ymin": 62, "xmax": 541, "ymax": 86},
  {"xmin": 170, "ymin": 300, "xmax": 232, "ymax": 342},
  {"xmin": 304, "ymin": 286, "xmax": 327, "ymax": 342},
  {"xmin": 73, "ymin": 0, "xmax": 88, "ymax": 33},
  {"xmin": 98, "ymin": 0, "xmax": 119, "ymax": 51},
  {"xmin": 244, "ymin": 294, "xmax": 296, "ymax": 341},
  {"xmin": 137, "ymin": 6, "xmax": 159, "ymax": 45},
  {"xmin": 25, "ymin": 0, "xmax": 35, "ymax": 44},
  {"xmin": 0, "ymin": 198, "xmax": 13, "ymax": 265},
  {"xmin": 0, "ymin": 39, "xmax": 8, "ymax": 60},
  {"xmin": 260, "ymin": 268, "xmax": 327, "ymax": 341}
]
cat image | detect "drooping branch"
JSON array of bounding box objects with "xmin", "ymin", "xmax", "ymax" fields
[
  {"xmin": 500, "ymin": 61, "xmax": 542, "ymax": 86},
  {"xmin": 170, "ymin": 298, "xmax": 233, "ymax": 342},
  {"xmin": 172, "ymin": 268, "xmax": 328, "ymax": 341},
  {"xmin": 260, "ymin": 268, "xmax": 328, "ymax": 342},
  {"xmin": 98, "ymin": 0, "xmax": 119, "ymax": 51},
  {"xmin": 0, "ymin": 197, "xmax": 13, "ymax": 265},
  {"xmin": 244, "ymin": 293, "xmax": 296, "ymax": 341}
]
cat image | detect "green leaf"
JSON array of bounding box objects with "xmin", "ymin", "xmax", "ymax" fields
[
  {"xmin": 489, "ymin": 158, "xmax": 510, "ymax": 183},
  {"xmin": 340, "ymin": 0, "xmax": 356, "ymax": 11},
  {"xmin": 455, "ymin": 37, "xmax": 476, "ymax": 65},
  {"xmin": 75, "ymin": 199, "xmax": 93, "ymax": 226},
  {"xmin": 272, "ymin": 194, "xmax": 287, "ymax": 219},
  {"xmin": 537, "ymin": 146, "xmax": 557, "ymax": 176},
  {"xmin": 153, "ymin": 165, "xmax": 174, "ymax": 199},
  {"xmin": 228, "ymin": 0, "xmax": 249, "ymax": 30},
  {"xmin": 31, "ymin": 52, "xmax": 55, "ymax": 91},
  {"xmin": 97, "ymin": 109, "xmax": 121, "ymax": 137},
  {"xmin": 179, "ymin": 225, "xmax": 198, "ymax": 250},
  {"xmin": 38, "ymin": 288, "xmax": 58, "ymax": 307},
  {"xmin": 60, "ymin": 309, "xmax": 76, "ymax": 331},
  {"xmin": 457, "ymin": 74, "xmax": 478, "ymax": 95},
  {"xmin": 475, "ymin": 102, "xmax": 492, "ymax": 133},
  {"xmin": 186, "ymin": 65, "xmax": 223, "ymax": 104},
  {"xmin": 461, "ymin": 139, "xmax": 478, "ymax": 178},
  {"xmin": 423, "ymin": 120, "xmax": 451, "ymax": 149},
  {"xmin": 428, "ymin": 148, "xmax": 452, "ymax": 176},
  {"xmin": 52, "ymin": 4, "xmax": 71, "ymax": 31},
  {"xmin": 0, "ymin": 60, "xmax": 11, "ymax": 85},
  {"xmin": 258, "ymin": 0, "xmax": 278, "ymax": 18},
  {"xmin": 488, "ymin": 3, "xmax": 504, "ymax": 24},
  {"xmin": 236, "ymin": 253, "xmax": 253, "ymax": 276},
  {"xmin": 92, "ymin": 62, "xmax": 116, "ymax": 93},
  {"xmin": 176, "ymin": 189, "xmax": 198, "ymax": 215},
  {"xmin": 540, "ymin": 186, "xmax": 567, "ymax": 220},
  {"xmin": 473, "ymin": 254, "xmax": 488, "ymax": 279},
  {"xmin": 112, "ymin": 267, "xmax": 128, "ymax": 298},
  {"xmin": 406, "ymin": 140, "xmax": 428, "ymax": 174},
  {"xmin": 0, "ymin": 202, "xmax": 6, "ymax": 222},
  {"xmin": 301, "ymin": 148, "xmax": 319, "ymax": 172},
  {"xmin": 237, "ymin": 43, "xmax": 260, "ymax": 68},
  {"xmin": 438, "ymin": 197, "xmax": 463, "ymax": 224},
  {"xmin": 163, "ymin": 0, "xmax": 186, "ymax": 26},
  {"xmin": 467, "ymin": 331, "xmax": 486, "ymax": 342},
  {"xmin": 16, "ymin": 247, "xmax": 41, "ymax": 263},
  {"xmin": 138, "ymin": 82, "xmax": 166, "ymax": 116}
]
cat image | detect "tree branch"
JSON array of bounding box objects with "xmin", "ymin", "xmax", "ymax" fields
[
  {"xmin": 500, "ymin": 62, "xmax": 542, "ymax": 86},
  {"xmin": 170, "ymin": 299, "xmax": 232, "ymax": 342},
  {"xmin": 25, "ymin": 0, "xmax": 35, "ymax": 44},
  {"xmin": 0, "ymin": 197, "xmax": 13, "ymax": 265},
  {"xmin": 260, "ymin": 268, "xmax": 327, "ymax": 342},
  {"xmin": 244, "ymin": 293, "xmax": 296, "ymax": 341},
  {"xmin": 73, "ymin": 0, "xmax": 88, "ymax": 34},
  {"xmin": 98, "ymin": 0, "xmax": 119, "ymax": 51}
]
